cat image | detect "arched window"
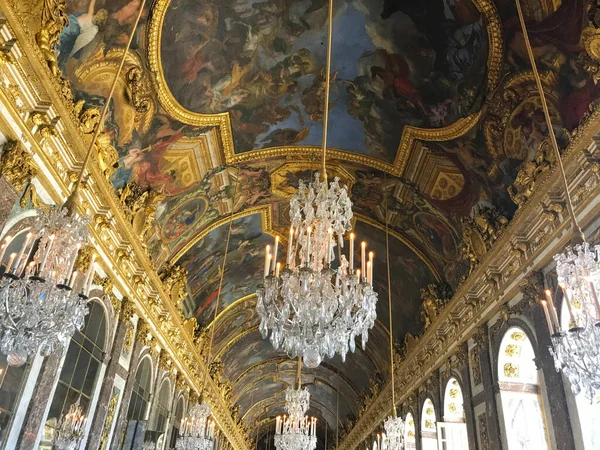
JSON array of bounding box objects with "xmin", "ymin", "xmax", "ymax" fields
[
  {"xmin": 149, "ymin": 378, "xmax": 172, "ymax": 447},
  {"xmin": 438, "ymin": 378, "xmax": 468, "ymax": 449},
  {"xmin": 42, "ymin": 300, "xmax": 107, "ymax": 447},
  {"xmin": 497, "ymin": 326, "xmax": 549, "ymax": 449},
  {"xmin": 404, "ymin": 412, "xmax": 416, "ymax": 449},
  {"xmin": 169, "ymin": 396, "xmax": 185, "ymax": 448},
  {"xmin": 420, "ymin": 398, "xmax": 437, "ymax": 450},
  {"xmin": 127, "ymin": 356, "xmax": 153, "ymax": 421}
]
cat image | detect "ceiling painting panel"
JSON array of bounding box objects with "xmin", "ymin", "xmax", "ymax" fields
[{"xmin": 159, "ymin": 0, "xmax": 492, "ymax": 162}]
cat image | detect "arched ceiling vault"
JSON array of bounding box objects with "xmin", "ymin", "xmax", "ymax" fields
[{"xmin": 55, "ymin": 0, "xmax": 594, "ymax": 440}]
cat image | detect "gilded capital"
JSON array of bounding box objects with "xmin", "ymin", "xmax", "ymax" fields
[
  {"xmin": 0, "ymin": 140, "xmax": 38, "ymax": 191},
  {"xmin": 120, "ymin": 297, "xmax": 136, "ymax": 323}
]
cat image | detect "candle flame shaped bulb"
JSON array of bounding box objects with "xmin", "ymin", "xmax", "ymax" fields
[{"xmin": 349, "ymin": 232, "xmax": 355, "ymax": 271}]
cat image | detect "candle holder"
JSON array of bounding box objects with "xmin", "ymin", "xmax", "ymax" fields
[{"xmin": 55, "ymin": 398, "xmax": 87, "ymax": 450}]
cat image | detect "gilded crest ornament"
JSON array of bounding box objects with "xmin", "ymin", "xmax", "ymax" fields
[{"xmin": 0, "ymin": 140, "xmax": 38, "ymax": 191}]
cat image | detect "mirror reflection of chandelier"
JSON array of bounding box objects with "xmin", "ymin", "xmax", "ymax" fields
[
  {"xmin": 274, "ymin": 386, "xmax": 317, "ymax": 450},
  {"xmin": 54, "ymin": 398, "xmax": 87, "ymax": 450},
  {"xmin": 511, "ymin": 0, "xmax": 600, "ymax": 402},
  {"xmin": 175, "ymin": 402, "xmax": 216, "ymax": 450},
  {"xmin": 255, "ymin": 0, "xmax": 378, "ymax": 369}
]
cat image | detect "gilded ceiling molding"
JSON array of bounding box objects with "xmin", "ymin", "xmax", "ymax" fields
[
  {"xmin": 0, "ymin": 13, "xmax": 250, "ymax": 450},
  {"xmin": 147, "ymin": 0, "xmax": 503, "ymax": 177},
  {"xmin": 336, "ymin": 109, "xmax": 600, "ymax": 450},
  {"xmin": 233, "ymin": 357, "xmax": 360, "ymax": 399},
  {"xmin": 170, "ymin": 204, "xmax": 281, "ymax": 264},
  {"xmin": 354, "ymin": 213, "xmax": 442, "ymax": 282}
]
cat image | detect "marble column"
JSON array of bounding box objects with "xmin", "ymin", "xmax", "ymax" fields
[
  {"xmin": 16, "ymin": 349, "xmax": 65, "ymax": 450},
  {"xmin": 478, "ymin": 344, "xmax": 503, "ymax": 450},
  {"xmin": 86, "ymin": 303, "xmax": 134, "ymax": 450},
  {"xmin": 457, "ymin": 363, "xmax": 478, "ymax": 450}
]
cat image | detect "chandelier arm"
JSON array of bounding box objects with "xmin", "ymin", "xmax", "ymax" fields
[
  {"xmin": 67, "ymin": 0, "xmax": 147, "ymax": 202},
  {"xmin": 515, "ymin": 0, "xmax": 584, "ymax": 242},
  {"xmin": 320, "ymin": 0, "xmax": 334, "ymax": 184},
  {"xmin": 384, "ymin": 172, "xmax": 396, "ymax": 417}
]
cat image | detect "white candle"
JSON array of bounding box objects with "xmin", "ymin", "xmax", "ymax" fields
[
  {"xmin": 356, "ymin": 269, "xmax": 361, "ymax": 283},
  {"xmin": 83, "ymin": 254, "xmax": 96, "ymax": 292},
  {"xmin": 368, "ymin": 251, "xmax": 374, "ymax": 284},
  {"xmin": 272, "ymin": 236, "xmax": 279, "ymax": 272},
  {"xmin": 5, "ymin": 253, "xmax": 16, "ymax": 274},
  {"xmin": 276, "ymin": 262, "xmax": 281, "ymax": 277},
  {"xmin": 541, "ymin": 300, "xmax": 554, "ymax": 335},
  {"xmin": 545, "ymin": 289, "xmax": 560, "ymax": 332},
  {"xmin": 65, "ymin": 243, "xmax": 81, "ymax": 284},
  {"xmin": 14, "ymin": 232, "xmax": 32, "ymax": 275},
  {"xmin": 306, "ymin": 227, "xmax": 312, "ymax": 266},
  {"xmin": 349, "ymin": 232, "xmax": 355, "ymax": 271},
  {"xmin": 361, "ymin": 242, "xmax": 366, "ymax": 281},
  {"xmin": 39, "ymin": 234, "xmax": 55, "ymax": 275},
  {"xmin": 0, "ymin": 235, "xmax": 11, "ymax": 264},
  {"xmin": 560, "ymin": 284, "xmax": 578, "ymax": 328},
  {"xmin": 366, "ymin": 261, "xmax": 371, "ymax": 284},
  {"xmin": 69, "ymin": 271, "xmax": 78, "ymax": 289},
  {"xmin": 326, "ymin": 228, "xmax": 333, "ymax": 266},
  {"xmin": 264, "ymin": 245, "xmax": 271, "ymax": 277},
  {"xmin": 287, "ymin": 227, "xmax": 294, "ymax": 266}
]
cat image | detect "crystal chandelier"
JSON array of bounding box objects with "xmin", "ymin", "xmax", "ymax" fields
[
  {"xmin": 512, "ymin": 0, "xmax": 600, "ymax": 401},
  {"xmin": 176, "ymin": 402, "xmax": 215, "ymax": 450},
  {"xmin": 0, "ymin": 0, "xmax": 146, "ymax": 366},
  {"xmin": 0, "ymin": 207, "xmax": 92, "ymax": 365},
  {"xmin": 383, "ymin": 415, "xmax": 405, "ymax": 450},
  {"xmin": 257, "ymin": 172, "xmax": 378, "ymax": 367},
  {"xmin": 54, "ymin": 398, "xmax": 87, "ymax": 450},
  {"xmin": 539, "ymin": 244, "xmax": 600, "ymax": 401},
  {"xmin": 274, "ymin": 386, "xmax": 317, "ymax": 450}
]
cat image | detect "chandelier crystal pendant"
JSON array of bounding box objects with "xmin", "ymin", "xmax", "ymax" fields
[
  {"xmin": 513, "ymin": 0, "xmax": 600, "ymax": 401},
  {"xmin": 0, "ymin": 206, "xmax": 91, "ymax": 365},
  {"xmin": 383, "ymin": 414, "xmax": 405, "ymax": 450},
  {"xmin": 274, "ymin": 386, "xmax": 317, "ymax": 450},
  {"xmin": 176, "ymin": 402, "xmax": 216, "ymax": 450},
  {"xmin": 54, "ymin": 398, "xmax": 87, "ymax": 450},
  {"xmin": 257, "ymin": 173, "xmax": 378, "ymax": 367}
]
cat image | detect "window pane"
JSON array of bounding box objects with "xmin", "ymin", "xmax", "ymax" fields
[
  {"xmin": 48, "ymin": 383, "xmax": 68, "ymax": 421},
  {"xmin": 59, "ymin": 344, "xmax": 79, "ymax": 383},
  {"xmin": 71, "ymin": 351, "xmax": 91, "ymax": 391},
  {"xmin": 82, "ymin": 358, "xmax": 99, "ymax": 396}
]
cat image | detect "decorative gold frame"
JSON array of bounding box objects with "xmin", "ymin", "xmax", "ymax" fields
[{"xmin": 147, "ymin": 0, "xmax": 504, "ymax": 176}]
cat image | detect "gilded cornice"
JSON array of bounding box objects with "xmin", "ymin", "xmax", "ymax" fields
[
  {"xmin": 337, "ymin": 109, "xmax": 600, "ymax": 450},
  {"xmin": 0, "ymin": 10, "xmax": 249, "ymax": 450},
  {"xmin": 147, "ymin": 0, "xmax": 503, "ymax": 177}
]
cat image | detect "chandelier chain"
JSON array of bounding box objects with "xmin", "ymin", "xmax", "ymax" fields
[
  {"xmin": 320, "ymin": 0, "xmax": 334, "ymax": 184},
  {"xmin": 70, "ymin": 0, "xmax": 147, "ymax": 198},
  {"xmin": 515, "ymin": 0, "xmax": 583, "ymax": 240},
  {"xmin": 384, "ymin": 172, "xmax": 396, "ymax": 415},
  {"xmin": 205, "ymin": 166, "xmax": 240, "ymax": 381}
]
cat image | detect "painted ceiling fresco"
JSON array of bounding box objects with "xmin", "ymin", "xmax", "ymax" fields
[
  {"xmin": 160, "ymin": 0, "xmax": 490, "ymax": 160},
  {"xmin": 51, "ymin": 0, "xmax": 600, "ymax": 439}
]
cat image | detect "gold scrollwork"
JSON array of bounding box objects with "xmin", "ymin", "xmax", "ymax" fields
[
  {"xmin": 0, "ymin": 139, "xmax": 38, "ymax": 191},
  {"xmin": 99, "ymin": 391, "xmax": 119, "ymax": 450}
]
